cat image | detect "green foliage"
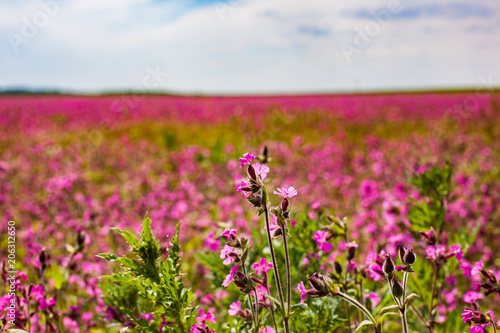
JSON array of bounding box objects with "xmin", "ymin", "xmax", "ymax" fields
[
  {"xmin": 98, "ymin": 216, "xmax": 194, "ymax": 333},
  {"xmin": 408, "ymin": 162, "xmax": 452, "ymax": 232}
]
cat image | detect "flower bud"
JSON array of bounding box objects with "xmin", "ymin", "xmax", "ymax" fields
[
  {"xmin": 391, "ymin": 278, "xmax": 404, "ymax": 298},
  {"xmin": 306, "ymin": 272, "xmax": 330, "ymax": 299},
  {"xmin": 347, "ymin": 245, "xmax": 357, "ymax": 261},
  {"xmin": 247, "ymin": 165, "xmax": 257, "ymax": 181},
  {"xmin": 382, "ymin": 254, "xmax": 395, "ymax": 275},
  {"xmin": 419, "ymin": 227, "xmax": 437, "ymax": 245},
  {"xmin": 397, "ymin": 243, "xmax": 406, "ymax": 263},
  {"xmin": 404, "ymin": 249, "xmax": 416, "ymax": 265},
  {"xmin": 281, "ymin": 198, "xmax": 289, "ymax": 212}
]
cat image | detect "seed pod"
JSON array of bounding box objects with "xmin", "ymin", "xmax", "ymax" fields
[
  {"xmin": 404, "ymin": 249, "xmax": 417, "ymax": 265},
  {"xmin": 391, "ymin": 278, "xmax": 404, "ymax": 298},
  {"xmin": 382, "ymin": 254, "xmax": 395, "ymax": 274},
  {"xmin": 398, "ymin": 243, "xmax": 406, "ymax": 263}
]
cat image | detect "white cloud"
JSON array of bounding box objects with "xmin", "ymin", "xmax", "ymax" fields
[{"xmin": 0, "ymin": 0, "xmax": 499, "ymax": 93}]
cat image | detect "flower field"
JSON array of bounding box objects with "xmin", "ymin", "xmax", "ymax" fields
[{"xmin": 1, "ymin": 91, "xmax": 500, "ymax": 332}]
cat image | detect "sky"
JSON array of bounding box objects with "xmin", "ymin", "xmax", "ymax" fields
[{"xmin": 0, "ymin": 0, "xmax": 499, "ymax": 94}]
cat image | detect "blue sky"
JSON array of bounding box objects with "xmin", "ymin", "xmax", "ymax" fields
[{"xmin": 0, "ymin": 0, "xmax": 499, "ymax": 94}]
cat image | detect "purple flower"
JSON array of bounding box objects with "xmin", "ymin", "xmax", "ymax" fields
[
  {"xmin": 220, "ymin": 228, "xmax": 237, "ymax": 240},
  {"xmin": 297, "ymin": 281, "xmax": 307, "ymax": 303},
  {"xmin": 239, "ymin": 152, "xmax": 257, "ymax": 168},
  {"xmin": 220, "ymin": 245, "xmax": 240, "ymax": 265},
  {"xmin": 313, "ymin": 230, "xmax": 333, "ymax": 252},
  {"xmin": 274, "ymin": 186, "xmax": 298, "ymax": 199},
  {"xmin": 252, "ymin": 163, "xmax": 270, "ymax": 180},
  {"xmin": 252, "ymin": 257, "xmax": 274, "ymax": 275},
  {"xmin": 228, "ymin": 301, "xmax": 241, "ymax": 316},
  {"xmin": 471, "ymin": 261, "xmax": 483, "ymax": 276},
  {"xmin": 464, "ymin": 291, "xmax": 483, "ymax": 303},
  {"xmin": 222, "ymin": 264, "xmax": 239, "ymax": 287}
]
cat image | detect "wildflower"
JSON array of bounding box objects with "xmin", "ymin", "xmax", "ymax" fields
[
  {"xmin": 220, "ymin": 245, "xmax": 240, "ymax": 265},
  {"xmin": 464, "ymin": 291, "xmax": 483, "ymax": 303},
  {"xmin": 313, "ymin": 230, "xmax": 333, "ymax": 252},
  {"xmin": 252, "ymin": 257, "xmax": 274, "ymax": 275},
  {"xmin": 196, "ymin": 309, "xmax": 216, "ymax": 324},
  {"xmin": 365, "ymin": 292, "xmax": 381, "ymax": 307},
  {"xmin": 450, "ymin": 244, "xmax": 464, "ymax": 262},
  {"xmin": 228, "ymin": 301, "xmax": 241, "ymax": 316},
  {"xmin": 472, "ymin": 261, "xmax": 484, "ymax": 276},
  {"xmin": 239, "ymin": 152, "xmax": 257, "ymax": 168},
  {"xmin": 259, "ymin": 328, "xmax": 275, "ymax": 333},
  {"xmin": 204, "ymin": 233, "xmax": 220, "ymax": 252},
  {"xmin": 220, "ymin": 228, "xmax": 237, "ymax": 240},
  {"xmin": 222, "ymin": 264, "xmax": 239, "ymax": 287},
  {"xmin": 274, "ymin": 186, "xmax": 298, "ymax": 199},
  {"xmin": 252, "ymin": 163, "xmax": 270, "ymax": 180},
  {"xmin": 298, "ymin": 281, "xmax": 307, "ymax": 303}
]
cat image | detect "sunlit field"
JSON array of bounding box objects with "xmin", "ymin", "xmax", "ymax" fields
[{"xmin": 1, "ymin": 91, "xmax": 500, "ymax": 332}]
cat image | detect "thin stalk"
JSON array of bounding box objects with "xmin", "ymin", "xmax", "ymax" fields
[
  {"xmin": 271, "ymin": 310, "xmax": 279, "ymax": 332},
  {"xmin": 242, "ymin": 263, "xmax": 258, "ymax": 331},
  {"xmin": 428, "ymin": 263, "xmax": 439, "ymax": 332},
  {"xmin": 401, "ymin": 310, "xmax": 409, "ymax": 333},
  {"xmin": 410, "ymin": 303, "xmax": 427, "ymax": 326},
  {"xmin": 344, "ymin": 260, "xmax": 352, "ymax": 333},
  {"xmin": 263, "ymin": 203, "xmax": 288, "ymax": 333},
  {"xmin": 337, "ymin": 292, "xmax": 377, "ymax": 326},
  {"xmin": 400, "ymin": 272, "xmax": 409, "ymax": 333},
  {"xmin": 491, "ymin": 320, "xmax": 497, "ymax": 333},
  {"xmin": 282, "ymin": 228, "xmax": 292, "ymax": 315}
]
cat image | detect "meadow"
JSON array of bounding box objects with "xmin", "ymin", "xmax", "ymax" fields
[{"xmin": 0, "ymin": 91, "xmax": 499, "ymax": 332}]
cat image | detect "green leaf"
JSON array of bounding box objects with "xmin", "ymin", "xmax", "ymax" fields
[
  {"xmin": 404, "ymin": 293, "xmax": 420, "ymax": 306},
  {"xmin": 97, "ymin": 253, "xmax": 119, "ymax": 261},
  {"xmin": 111, "ymin": 228, "xmax": 139, "ymax": 248},
  {"xmin": 378, "ymin": 304, "xmax": 399, "ymax": 316},
  {"xmin": 290, "ymin": 303, "xmax": 308, "ymax": 317},
  {"xmin": 380, "ymin": 312, "xmax": 401, "ymax": 321},
  {"xmin": 47, "ymin": 265, "xmax": 66, "ymax": 290},
  {"xmin": 354, "ymin": 320, "xmax": 374, "ymax": 332},
  {"xmin": 261, "ymin": 186, "xmax": 269, "ymax": 206}
]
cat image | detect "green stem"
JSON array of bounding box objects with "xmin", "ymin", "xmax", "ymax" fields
[
  {"xmin": 344, "ymin": 259, "xmax": 352, "ymax": 333},
  {"xmin": 242, "ymin": 263, "xmax": 258, "ymax": 331},
  {"xmin": 263, "ymin": 201, "xmax": 288, "ymax": 333},
  {"xmin": 282, "ymin": 227, "xmax": 291, "ymax": 316},
  {"xmin": 428, "ymin": 263, "xmax": 438, "ymax": 332},
  {"xmin": 491, "ymin": 320, "xmax": 497, "ymax": 333},
  {"xmin": 338, "ymin": 292, "xmax": 377, "ymax": 326}
]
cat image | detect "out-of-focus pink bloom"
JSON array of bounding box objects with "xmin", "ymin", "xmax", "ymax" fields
[
  {"xmin": 471, "ymin": 261, "xmax": 483, "ymax": 275},
  {"xmin": 269, "ymin": 215, "xmax": 280, "ymax": 238},
  {"xmin": 252, "ymin": 257, "xmax": 273, "ymax": 275},
  {"xmin": 220, "ymin": 228, "xmax": 237, "ymax": 240},
  {"xmin": 222, "ymin": 264, "xmax": 239, "ymax": 288},
  {"xmin": 204, "ymin": 233, "xmax": 220, "ymax": 252},
  {"xmin": 450, "ymin": 244, "xmax": 464, "ymax": 262},
  {"xmin": 298, "ymin": 281, "xmax": 307, "ymax": 303},
  {"xmin": 220, "ymin": 245, "xmax": 240, "ymax": 265},
  {"xmin": 463, "ymin": 291, "xmax": 483, "ymax": 303},
  {"xmin": 313, "ymin": 230, "xmax": 333, "ymax": 252},
  {"xmin": 259, "ymin": 327, "xmax": 275, "ymax": 333},
  {"xmin": 228, "ymin": 301, "xmax": 241, "ymax": 316},
  {"xmin": 239, "ymin": 152, "xmax": 257, "ymax": 168},
  {"xmin": 274, "ymin": 186, "xmax": 298, "ymax": 199},
  {"xmin": 196, "ymin": 309, "xmax": 216, "ymax": 324},
  {"xmin": 365, "ymin": 292, "xmax": 380, "ymax": 307}
]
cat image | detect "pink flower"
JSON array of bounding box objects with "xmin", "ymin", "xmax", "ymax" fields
[
  {"xmin": 196, "ymin": 309, "xmax": 216, "ymax": 324},
  {"xmin": 269, "ymin": 215, "xmax": 280, "ymax": 238},
  {"xmin": 365, "ymin": 292, "xmax": 380, "ymax": 307},
  {"xmin": 313, "ymin": 230, "xmax": 333, "ymax": 252},
  {"xmin": 274, "ymin": 186, "xmax": 298, "ymax": 199},
  {"xmin": 471, "ymin": 261, "xmax": 483, "ymax": 276},
  {"xmin": 298, "ymin": 281, "xmax": 307, "ymax": 303},
  {"xmin": 346, "ymin": 241, "xmax": 358, "ymax": 249},
  {"xmin": 220, "ymin": 228, "xmax": 237, "ymax": 240},
  {"xmin": 469, "ymin": 326, "xmax": 485, "ymax": 333},
  {"xmin": 450, "ymin": 244, "xmax": 464, "ymax": 262},
  {"xmin": 236, "ymin": 180, "xmax": 252, "ymax": 198},
  {"xmin": 239, "ymin": 152, "xmax": 257, "ymax": 168},
  {"xmin": 464, "ymin": 291, "xmax": 483, "ymax": 303},
  {"xmin": 259, "ymin": 327, "xmax": 275, "ymax": 333},
  {"xmin": 228, "ymin": 301, "xmax": 241, "ymax": 316},
  {"xmin": 222, "ymin": 264, "xmax": 239, "ymax": 287},
  {"xmin": 252, "ymin": 257, "xmax": 274, "ymax": 275},
  {"xmin": 252, "ymin": 163, "xmax": 270, "ymax": 180},
  {"xmin": 426, "ymin": 245, "xmax": 445, "ymax": 260},
  {"xmin": 204, "ymin": 233, "xmax": 220, "ymax": 252},
  {"xmin": 220, "ymin": 245, "xmax": 240, "ymax": 265}
]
